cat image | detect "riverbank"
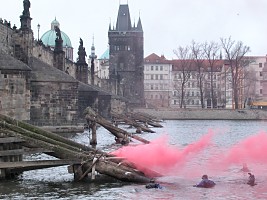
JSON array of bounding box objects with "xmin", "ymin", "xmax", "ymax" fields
[{"xmin": 134, "ymin": 108, "xmax": 267, "ymax": 120}]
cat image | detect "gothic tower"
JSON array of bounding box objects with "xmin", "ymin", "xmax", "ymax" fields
[{"xmin": 108, "ymin": 4, "xmax": 144, "ymax": 106}]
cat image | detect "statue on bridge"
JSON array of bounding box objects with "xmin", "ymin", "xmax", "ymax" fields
[
  {"xmin": 54, "ymin": 26, "xmax": 63, "ymax": 52},
  {"xmin": 77, "ymin": 38, "xmax": 87, "ymax": 64},
  {"xmin": 22, "ymin": 0, "xmax": 31, "ymax": 17}
]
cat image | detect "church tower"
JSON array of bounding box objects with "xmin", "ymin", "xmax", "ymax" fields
[{"xmin": 108, "ymin": 4, "xmax": 144, "ymax": 106}]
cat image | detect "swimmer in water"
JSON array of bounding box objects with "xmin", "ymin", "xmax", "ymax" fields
[
  {"xmin": 193, "ymin": 175, "xmax": 216, "ymax": 188},
  {"xmin": 145, "ymin": 183, "xmax": 163, "ymax": 189},
  {"xmin": 247, "ymin": 173, "xmax": 256, "ymax": 186}
]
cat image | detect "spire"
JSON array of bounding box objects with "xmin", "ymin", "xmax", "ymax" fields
[
  {"xmin": 109, "ymin": 18, "xmax": 112, "ymax": 31},
  {"xmin": 136, "ymin": 17, "xmax": 143, "ymax": 32},
  {"xmin": 116, "ymin": 4, "xmax": 132, "ymax": 31},
  {"xmin": 89, "ymin": 36, "xmax": 97, "ymax": 85}
]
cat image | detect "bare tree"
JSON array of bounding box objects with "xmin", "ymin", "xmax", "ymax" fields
[
  {"xmin": 173, "ymin": 46, "xmax": 192, "ymax": 108},
  {"xmin": 203, "ymin": 41, "xmax": 221, "ymax": 108},
  {"xmin": 190, "ymin": 41, "xmax": 206, "ymax": 108},
  {"xmin": 220, "ymin": 37, "xmax": 250, "ymax": 109},
  {"xmin": 243, "ymin": 67, "xmax": 257, "ymax": 107}
]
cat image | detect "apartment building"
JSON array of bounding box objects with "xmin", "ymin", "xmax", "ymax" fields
[{"xmin": 144, "ymin": 53, "xmax": 172, "ymax": 108}]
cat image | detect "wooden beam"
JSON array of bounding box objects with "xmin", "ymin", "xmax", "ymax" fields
[
  {"xmin": 0, "ymin": 160, "xmax": 80, "ymax": 172},
  {"xmin": 0, "ymin": 137, "xmax": 25, "ymax": 144},
  {"xmin": 0, "ymin": 149, "xmax": 24, "ymax": 156}
]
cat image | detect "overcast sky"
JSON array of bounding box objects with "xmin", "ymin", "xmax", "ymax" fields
[{"xmin": 1, "ymin": 0, "xmax": 267, "ymax": 59}]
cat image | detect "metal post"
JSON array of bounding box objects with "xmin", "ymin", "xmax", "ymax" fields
[{"xmin": 37, "ymin": 23, "xmax": 40, "ymax": 41}]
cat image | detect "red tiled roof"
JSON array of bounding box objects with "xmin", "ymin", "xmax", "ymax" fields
[
  {"xmin": 144, "ymin": 53, "xmax": 170, "ymax": 64},
  {"xmin": 144, "ymin": 53, "xmax": 226, "ymax": 72},
  {"xmin": 171, "ymin": 59, "xmax": 225, "ymax": 72}
]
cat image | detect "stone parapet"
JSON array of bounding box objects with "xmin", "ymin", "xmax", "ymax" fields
[{"xmin": 134, "ymin": 108, "xmax": 267, "ymax": 120}]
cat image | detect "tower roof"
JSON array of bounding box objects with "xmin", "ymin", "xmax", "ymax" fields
[
  {"xmin": 40, "ymin": 19, "xmax": 72, "ymax": 48},
  {"xmin": 116, "ymin": 4, "xmax": 132, "ymax": 31}
]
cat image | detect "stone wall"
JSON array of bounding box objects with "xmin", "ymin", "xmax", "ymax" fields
[
  {"xmin": 134, "ymin": 108, "xmax": 267, "ymax": 120},
  {"xmin": 0, "ymin": 22, "xmax": 14, "ymax": 55},
  {"xmin": 0, "ymin": 71, "xmax": 31, "ymax": 121},
  {"xmin": 32, "ymin": 44, "xmax": 54, "ymax": 66},
  {"xmin": 30, "ymin": 81, "xmax": 79, "ymax": 126}
]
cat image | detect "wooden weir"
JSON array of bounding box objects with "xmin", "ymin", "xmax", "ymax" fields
[{"xmin": 0, "ymin": 112, "xmax": 161, "ymax": 183}]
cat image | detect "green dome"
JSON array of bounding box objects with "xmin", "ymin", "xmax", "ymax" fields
[{"xmin": 40, "ymin": 19, "xmax": 72, "ymax": 48}]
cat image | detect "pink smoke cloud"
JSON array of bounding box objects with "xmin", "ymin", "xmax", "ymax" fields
[
  {"xmin": 111, "ymin": 130, "xmax": 215, "ymax": 176},
  {"xmin": 209, "ymin": 131, "xmax": 267, "ymax": 171}
]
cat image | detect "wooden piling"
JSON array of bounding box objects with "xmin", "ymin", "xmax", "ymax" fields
[{"xmin": 90, "ymin": 121, "xmax": 97, "ymax": 146}]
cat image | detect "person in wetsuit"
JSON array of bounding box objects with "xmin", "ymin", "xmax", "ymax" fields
[
  {"xmin": 194, "ymin": 174, "xmax": 216, "ymax": 188},
  {"xmin": 247, "ymin": 173, "xmax": 256, "ymax": 186}
]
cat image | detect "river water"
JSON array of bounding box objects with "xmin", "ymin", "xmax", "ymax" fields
[{"xmin": 1, "ymin": 120, "xmax": 267, "ymax": 200}]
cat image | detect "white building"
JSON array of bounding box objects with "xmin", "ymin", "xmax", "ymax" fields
[{"xmin": 144, "ymin": 53, "xmax": 172, "ymax": 108}]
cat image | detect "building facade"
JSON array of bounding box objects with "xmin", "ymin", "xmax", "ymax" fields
[
  {"xmin": 144, "ymin": 53, "xmax": 267, "ymax": 110},
  {"xmin": 144, "ymin": 53, "xmax": 172, "ymax": 108}
]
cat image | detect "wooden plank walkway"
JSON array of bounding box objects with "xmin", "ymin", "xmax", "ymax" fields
[{"xmin": 0, "ymin": 160, "xmax": 80, "ymax": 172}]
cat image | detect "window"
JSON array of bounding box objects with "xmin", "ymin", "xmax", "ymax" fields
[
  {"xmin": 151, "ymin": 66, "xmax": 154, "ymax": 71},
  {"xmin": 155, "ymin": 74, "xmax": 158, "ymax": 80},
  {"xmin": 260, "ymin": 72, "xmax": 263, "ymax": 77},
  {"xmin": 155, "ymin": 66, "xmax": 159, "ymax": 71},
  {"xmin": 160, "ymin": 66, "xmax": 163, "ymax": 71},
  {"xmin": 260, "ymin": 89, "xmax": 262, "ymax": 94},
  {"xmin": 4, "ymin": 74, "xmax": 7, "ymax": 78},
  {"xmin": 187, "ymin": 82, "xmax": 190, "ymax": 87},
  {"xmin": 259, "ymin": 63, "xmax": 263, "ymax": 68},
  {"xmin": 192, "ymin": 91, "xmax": 194, "ymax": 96},
  {"xmin": 160, "ymin": 74, "xmax": 163, "ymax": 80},
  {"xmin": 151, "ymin": 75, "xmax": 154, "ymax": 80},
  {"xmin": 151, "ymin": 85, "xmax": 154, "ymax": 90}
]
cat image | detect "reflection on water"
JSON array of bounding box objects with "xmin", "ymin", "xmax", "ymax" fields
[{"xmin": 1, "ymin": 120, "xmax": 267, "ymax": 199}]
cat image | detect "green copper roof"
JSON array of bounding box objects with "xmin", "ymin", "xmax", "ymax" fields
[
  {"xmin": 40, "ymin": 18, "xmax": 72, "ymax": 48},
  {"xmin": 99, "ymin": 48, "xmax": 109, "ymax": 59}
]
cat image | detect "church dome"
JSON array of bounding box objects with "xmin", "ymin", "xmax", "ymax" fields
[{"xmin": 40, "ymin": 18, "xmax": 72, "ymax": 48}]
